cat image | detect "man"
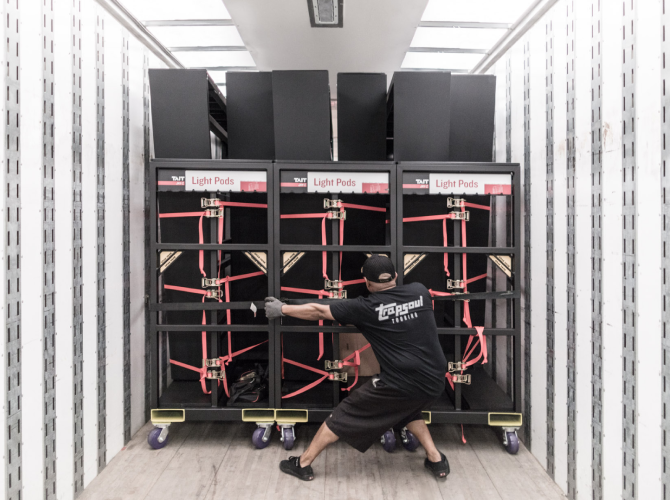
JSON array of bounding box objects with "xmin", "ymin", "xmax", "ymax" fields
[{"xmin": 264, "ymin": 254, "xmax": 450, "ymax": 481}]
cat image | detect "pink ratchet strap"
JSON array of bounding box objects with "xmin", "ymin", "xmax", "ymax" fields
[
  {"xmin": 280, "ymin": 203, "xmax": 386, "ymax": 360},
  {"xmin": 281, "ymin": 343, "xmax": 372, "ymax": 399}
]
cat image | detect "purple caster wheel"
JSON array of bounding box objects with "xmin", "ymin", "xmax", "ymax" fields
[
  {"xmin": 381, "ymin": 429, "xmax": 396, "ymax": 452},
  {"xmin": 252, "ymin": 425, "xmax": 272, "ymax": 449},
  {"xmin": 148, "ymin": 426, "xmax": 169, "ymax": 450},
  {"xmin": 400, "ymin": 428, "xmax": 419, "ymax": 451},
  {"xmin": 281, "ymin": 426, "xmax": 295, "ymax": 450},
  {"xmin": 503, "ymin": 431, "xmax": 519, "ymax": 455}
]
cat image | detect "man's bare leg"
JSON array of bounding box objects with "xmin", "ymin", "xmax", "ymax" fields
[
  {"xmin": 299, "ymin": 422, "xmax": 339, "ymax": 466},
  {"xmin": 406, "ymin": 419, "xmax": 442, "ymax": 462}
]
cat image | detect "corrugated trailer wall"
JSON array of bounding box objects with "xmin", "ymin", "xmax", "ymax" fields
[
  {"xmin": 490, "ymin": 0, "xmax": 664, "ymax": 498},
  {"xmin": 0, "ymin": 1, "xmax": 168, "ymax": 499}
]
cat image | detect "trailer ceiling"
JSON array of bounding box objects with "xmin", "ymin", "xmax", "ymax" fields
[{"xmin": 120, "ymin": 0, "xmax": 537, "ymax": 97}]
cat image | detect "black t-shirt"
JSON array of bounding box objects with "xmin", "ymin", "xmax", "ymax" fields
[{"xmin": 329, "ymin": 282, "xmax": 447, "ymax": 398}]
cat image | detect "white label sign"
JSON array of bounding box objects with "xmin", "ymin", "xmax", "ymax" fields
[
  {"xmin": 307, "ymin": 172, "xmax": 389, "ymax": 194},
  {"xmin": 185, "ymin": 170, "xmax": 267, "ymax": 192},
  {"xmin": 429, "ymin": 173, "xmax": 512, "ymax": 195}
]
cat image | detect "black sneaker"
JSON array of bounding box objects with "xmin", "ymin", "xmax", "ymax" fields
[
  {"xmin": 279, "ymin": 456, "xmax": 314, "ymax": 481},
  {"xmin": 424, "ymin": 452, "xmax": 450, "ymax": 479}
]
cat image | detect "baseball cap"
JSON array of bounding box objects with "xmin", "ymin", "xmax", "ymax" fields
[{"xmin": 361, "ymin": 254, "xmax": 396, "ymax": 283}]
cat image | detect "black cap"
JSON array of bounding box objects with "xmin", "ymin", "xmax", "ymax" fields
[{"xmin": 362, "ymin": 254, "xmax": 396, "ymax": 283}]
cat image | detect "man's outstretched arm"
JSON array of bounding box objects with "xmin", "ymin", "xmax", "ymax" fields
[{"xmin": 264, "ymin": 297, "xmax": 334, "ymax": 321}]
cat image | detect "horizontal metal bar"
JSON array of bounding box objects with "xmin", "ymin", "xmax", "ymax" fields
[
  {"xmin": 144, "ymin": 19, "xmax": 235, "ymax": 26},
  {"xmin": 274, "ymin": 161, "xmax": 394, "ymax": 171},
  {"xmin": 401, "ymin": 246, "xmax": 515, "ymax": 254},
  {"xmin": 155, "ymin": 243, "xmax": 270, "ymax": 251},
  {"xmin": 153, "ymin": 325, "xmax": 270, "ymax": 332},
  {"xmin": 399, "ymin": 68, "xmax": 470, "ymax": 73},
  {"xmin": 407, "ymin": 47, "xmax": 489, "ymax": 54},
  {"xmin": 429, "ymin": 411, "xmax": 490, "ymax": 424},
  {"xmin": 418, "ymin": 21, "xmax": 512, "ymax": 29},
  {"xmin": 94, "ymin": 0, "xmax": 183, "ymax": 68},
  {"xmin": 151, "ymin": 301, "xmax": 266, "ymax": 311},
  {"xmin": 471, "ymin": 0, "xmax": 559, "ymax": 74},
  {"xmin": 169, "ymin": 46, "xmax": 247, "ymax": 52},
  {"xmin": 277, "ymin": 325, "xmax": 359, "ymax": 334},
  {"xmin": 277, "ymin": 245, "xmax": 391, "ymax": 253},
  {"xmin": 430, "ymin": 290, "xmax": 519, "ymax": 301},
  {"xmin": 182, "ymin": 408, "xmax": 243, "ymax": 420},
  {"xmin": 152, "ymin": 159, "xmax": 273, "ymax": 169},
  {"xmin": 397, "ymin": 162, "xmax": 520, "ymax": 172},
  {"xmin": 437, "ymin": 328, "xmax": 518, "ymax": 336},
  {"xmin": 203, "ymin": 66, "xmax": 257, "ymax": 72}
]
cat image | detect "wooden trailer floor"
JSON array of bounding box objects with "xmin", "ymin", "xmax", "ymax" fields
[{"xmin": 80, "ymin": 421, "xmax": 566, "ymax": 500}]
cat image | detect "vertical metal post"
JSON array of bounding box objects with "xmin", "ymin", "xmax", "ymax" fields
[
  {"xmin": 622, "ymin": 0, "xmax": 638, "ymax": 496},
  {"xmin": 523, "ymin": 38, "xmax": 532, "ymax": 447},
  {"xmin": 453, "ymin": 216, "xmax": 462, "ymax": 411},
  {"xmin": 331, "ymin": 194, "xmax": 340, "ymax": 406},
  {"xmin": 143, "ymin": 53, "xmax": 152, "ymax": 422},
  {"xmin": 546, "ymin": 16, "xmax": 556, "ymax": 479},
  {"xmin": 566, "ymin": 1, "xmax": 577, "ymax": 497},
  {"xmin": 5, "ymin": 0, "xmax": 21, "ymax": 496},
  {"xmin": 42, "ymin": 0, "xmax": 57, "ymax": 495},
  {"xmin": 121, "ymin": 32, "xmax": 131, "ymax": 445},
  {"xmin": 210, "ymin": 193, "xmax": 219, "ymax": 406},
  {"xmin": 95, "ymin": 11, "xmax": 107, "ymax": 474},
  {"xmin": 591, "ymin": 0, "xmax": 604, "ymax": 497},
  {"xmin": 72, "ymin": 1, "xmax": 84, "ymax": 494},
  {"xmin": 662, "ymin": 0, "xmax": 670, "ymax": 496}
]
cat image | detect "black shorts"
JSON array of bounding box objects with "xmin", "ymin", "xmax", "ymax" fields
[{"xmin": 325, "ymin": 378, "xmax": 439, "ymax": 453}]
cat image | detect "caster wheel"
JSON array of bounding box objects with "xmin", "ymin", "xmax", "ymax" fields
[
  {"xmin": 504, "ymin": 431, "xmax": 519, "ymax": 455},
  {"xmin": 148, "ymin": 426, "xmax": 168, "ymax": 450},
  {"xmin": 400, "ymin": 428, "xmax": 420, "ymax": 452},
  {"xmin": 381, "ymin": 429, "xmax": 396, "ymax": 453},
  {"xmin": 252, "ymin": 426, "xmax": 271, "ymax": 449},
  {"xmin": 281, "ymin": 427, "xmax": 295, "ymax": 450}
]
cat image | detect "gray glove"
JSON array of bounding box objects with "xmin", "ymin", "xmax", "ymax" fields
[{"xmin": 264, "ymin": 297, "xmax": 286, "ymax": 319}]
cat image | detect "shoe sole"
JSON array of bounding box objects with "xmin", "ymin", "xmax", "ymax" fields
[{"xmin": 279, "ymin": 462, "xmax": 314, "ymax": 481}]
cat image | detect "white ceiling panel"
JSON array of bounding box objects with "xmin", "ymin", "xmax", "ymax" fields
[
  {"xmin": 148, "ymin": 26, "xmax": 245, "ymax": 47},
  {"xmin": 224, "ymin": 0, "xmax": 430, "ymax": 98},
  {"xmin": 421, "ymin": 0, "xmax": 533, "ymax": 24},
  {"xmin": 401, "ymin": 52, "xmax": 484, "ymax": 70},
  {"xmin": 124, "ymin": 0, "xmax": 230, "ymax": 21},
  {"xmin": 175, "ymin": 50, "xmax": 256, "ymax": 67},
  {"xmin": 410, "ymin": 27, "xmax": 506, "ymax": 49}
]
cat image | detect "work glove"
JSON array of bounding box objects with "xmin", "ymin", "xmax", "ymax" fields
[{"xmin": 264, "ymin": 297, "xmax": 286, "ymax": 319}]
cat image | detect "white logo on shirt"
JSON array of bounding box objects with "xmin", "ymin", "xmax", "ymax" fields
[{"xmin": 375, "ymin": 295, "xmax": 424, "ymax": 324}]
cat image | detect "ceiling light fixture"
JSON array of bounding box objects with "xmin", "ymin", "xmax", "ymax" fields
[{"xmin": 308, "ymin": 0, "xmax": 344, "ymax": 28}]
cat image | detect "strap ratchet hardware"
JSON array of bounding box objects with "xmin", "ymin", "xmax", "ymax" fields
[
  {"xmin": 205, "ymin": 369, "xmax": 226, "ymax": 381},
  {"xmin": 324, "ymin": 279, "xmax": 343, "ymax": 290},
  {"xmin": 451, "ymin": 374, "xmax": 471, "ymax": 385},
  {"xmin": 204, "ymin": 208, "xmax": 224, "ymax": 218},
  {"xmin": 452, "ymin": 292, "xmax": 470, "ymax": 302},
  {"xmin": 327, "ymin": 290, "xmax": 347, "ymax": 299},
  {"xmin": 323, "ymin": 198, "xmax": 343, "ymax": 209},
  {"xmin": 201, "ymin": 197, "xmax": 220, "ymax": 208},
  {"xmin": 201, "ymin": 277, "xmax": 219, "ymax": 288},
  {"xmin": 446, "ymin": 279, "xmax": 465, "ymax": 290},
  {"xmin": 326, "ymin": 210, "xmax": 346, "ymax": 220},
  {"xmin": 204, "ymin": 289, "xmax": 222, "ymax": 300},
  {"xmin": 447, "ymin": 197, "xmax": 465, "ymax": 208},
  {"xmin": 203, "ymin": 358, "xmax": 220, "ymax": 368},
  {"xmin": 449, "ymin": 210, "xmax": 470, "ymax": 221},
  {"xmin": 447, "ymin": 361, "xmax": 465, "ymax": 373},
  {"xmin": 324, "ymin": 360, "xmax": 343, "ymax": 371},
  {"xmin": 331, "ymin": 372, "xmax": 348, "ymax": 382}
]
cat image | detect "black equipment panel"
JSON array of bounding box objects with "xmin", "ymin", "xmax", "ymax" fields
[{"xmin": 337, "ymin": 73, "xmax": 387, "ymax": 161}]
